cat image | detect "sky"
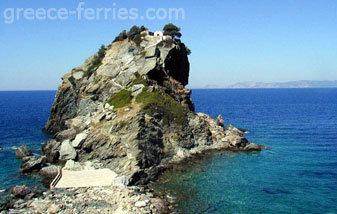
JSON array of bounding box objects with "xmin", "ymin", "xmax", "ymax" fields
[{"xmin": 1, "ymin": 0, "xmax": 337, "ymax": 90}]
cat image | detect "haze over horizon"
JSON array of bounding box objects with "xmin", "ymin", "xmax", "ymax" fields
[{"xmin": 1, "ymin": 0, "xmax": 337, "ymax": 90}]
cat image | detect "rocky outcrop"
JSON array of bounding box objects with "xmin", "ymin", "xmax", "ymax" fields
[
  {"xmin": 15, "ymin": 145, "xmax": 32, "ymax": 159},
  {"xmin": 5, "ymin": 26, "xmax": 265, "ymax": 214},
  {"xmin": 39, "ymin": 30, "xmax": 263, "ymax": 187},
  {"xmin": 20, "ymin": 156, "xmax": 43, "ymax": 173}
]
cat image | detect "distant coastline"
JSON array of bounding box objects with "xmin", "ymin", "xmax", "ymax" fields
[{"xmin": 201, "ymin": 80, "xmax": 337, "ymax": 89}]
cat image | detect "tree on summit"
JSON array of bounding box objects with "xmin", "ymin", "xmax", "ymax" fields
[{"xmin": 163, "ymin": 23, "xmax": 182, "ymax": 38}]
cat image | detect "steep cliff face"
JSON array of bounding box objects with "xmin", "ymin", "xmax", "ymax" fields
[{"xmin": 42, "ymin": 31, "xmax": 262, "ymax": 185}]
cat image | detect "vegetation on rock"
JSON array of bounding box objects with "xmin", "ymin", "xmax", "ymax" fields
[
  {"xmin": 68, "ymin": 76, "xmax": 75, "ymax": 87},
  {"xmin": 107, "ymin": 89, "xmax": 133, "ymax": 109},
  {"xmin": 113, "ymin": 30, "xmax": 128, "ymax": 42},
  {"xmin": 136, "ymin": 89, "xmax": 188, "ymax": 126},
  {"xmin": 163, "ymin": 23, "xmax": 182, "ymax": 38},
  {"xmin": 113, "ymin": 25, "xmax": 147, "ymax": 45},
  {"xmin": 84, "ymin": 45, "xmax": 106, "ymax": 78}
]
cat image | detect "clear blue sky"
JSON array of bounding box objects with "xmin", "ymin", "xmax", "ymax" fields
[{"xmin": 1, "ymin": 0, "xmax": 337, "ymax": 90}]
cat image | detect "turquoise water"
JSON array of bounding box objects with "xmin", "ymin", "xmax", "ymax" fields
[
  {"xmin": 0, "ymin": 91, "xmax": 55, "ymax": 190},
  {"xmin": 154, "ymin": 89, "xmax": 337, "ymax": 214}
]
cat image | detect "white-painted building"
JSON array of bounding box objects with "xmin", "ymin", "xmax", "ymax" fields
[{"xmin": 154, "ymin": 31, "xmax": 164, "ymax": 37}]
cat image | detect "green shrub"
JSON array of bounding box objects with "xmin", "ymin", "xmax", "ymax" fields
[
  {"xmin": 186, "ymin": 46, "xmax": 192, "ymax": 55},
  {"xmin": 84, "ymin": 45, "xmax": 106, "ymax": 78},
  {"xmin": 133, "ymin": 34, "xmax": 142, "ymax": 46},
  {"xmin": 68, "ymin": 76, "xmax": 75, "ymax": 87},
  {"xmin": 113, "ymin": 30, "xmax": 128, "ymax": 42},
  {"xmin": 128, "ymin": 25, "xmax": 141, "ymax": 41},
  {"xmin": 136, "ymin": 90, "xmax": 188, "ymax": 126},
  {"xmin": 107, "ymin": 90, "xmax": 133, "ymax": 109}
]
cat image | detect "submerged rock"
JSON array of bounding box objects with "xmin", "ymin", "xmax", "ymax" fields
[{"xmin": 15, "ymin": 145, "xmax": 33, "ymax": 159}]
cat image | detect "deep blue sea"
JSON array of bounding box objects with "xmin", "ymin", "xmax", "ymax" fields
[
  {"xmin": 1, "ymin": 89, "xmax": 337, "ymax": 214},
  {"xmin": 0, "ymin": 91, "xmax": 55, "ymax": 190}
]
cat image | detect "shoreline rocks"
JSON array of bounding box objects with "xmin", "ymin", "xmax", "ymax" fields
[{"xmin": 15, "ymin": 145, "xmax": 33, "ymax": 159}]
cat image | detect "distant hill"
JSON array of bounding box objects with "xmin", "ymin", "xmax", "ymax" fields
[{"xmin": 225, "ymin": 80, "xmax": 337, "ymax": 89}]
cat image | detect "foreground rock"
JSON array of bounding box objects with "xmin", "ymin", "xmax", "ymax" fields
[
  {"xmin": 15, "ymin": 145, "xmax": 33, "ymax": 159},
  {"xmin": 5, "ymin": 186, "xmax": 169, "ymax": 214}
]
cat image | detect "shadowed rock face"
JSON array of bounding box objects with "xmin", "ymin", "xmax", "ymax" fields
[
  {"xmin": 164, "ymin": 43, "xmax": 190, "ymax": 86},
  {"xmin": 41, "ymin": 32, "xmax": 259, "ymax": 185}
]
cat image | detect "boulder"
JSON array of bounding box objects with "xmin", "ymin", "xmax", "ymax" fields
[
  {"xmin": 216, "ymin": 115, "xmax": 224, "ymax": 127},
  {"xmin": 71, "ymin": 132, "xmax": 87, "ymax": 148},
  {"xmin": 39, "ymin": 166, "xmax": 59, "ymax": 178},
  {"xmin": 10, "ymin": 186, "xmax": 31, "ymax": 198},
  {"xmin": 42, "ymin": 139, "xmax": 61, "ymax": 163},
  {"xmin": 59, "ymin": 140, "xmax": 77, "ymax": 160},
  {"xmin": 131, "ymin": 84, "xmax": 145, "ymax": 96},
  {"xmin": 20, "ymin": 156, "xmax": 43, "ymax": 173},
  {"xmin": 15, "ymin": 145, "xmax": 33, "ymax": 159},
  {"xmin": 55, "ymin": 128, "xmax": 77, "ymax": 141}
]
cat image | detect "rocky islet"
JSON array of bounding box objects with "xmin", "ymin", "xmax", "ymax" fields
[{"xmin": 2, "ymin": 26, "xmax": 264, "ymax": 214}]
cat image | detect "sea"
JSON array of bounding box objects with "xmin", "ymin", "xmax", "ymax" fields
[{"xmin": 1, "ymin": 89, "xmax": 337, "ymax": 214}]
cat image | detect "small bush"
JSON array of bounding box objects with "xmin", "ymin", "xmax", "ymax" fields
[
  {"xmin": 186, "ymin": 46, "xmax": 192, "ymax": 55},
  {"xmin": 133, "ymin": 34, "xmax": 143, "ymax": 46},
  {"xmin": 107, "ymin": 90, "xmax": 133, "ymax": 109},
  {"xmin": 113, "ymin": 30, "xmax": 128, "ymax": 42},
  {"xmin": 136, "ymin": 90, "xmax": 188, "ymax": 126},
  {"xmin": 84, "ymin": 45, "xmax": 106, "ymax": 78},
  {"xmin": 68, "ymin": 76, "xmax": 75, "ymax": 87}
]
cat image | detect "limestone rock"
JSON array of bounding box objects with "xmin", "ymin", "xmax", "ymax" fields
[
  {"xmin": 39, "ymin": 166, "xmax": 59, "ymax": 178},
  {"xmin": 135, "ymin": 201, "xmax": 147, "ymax": 208},
  {"xmin": 55, "ymin": 128, "xmax": 77, "ymax": 141},
  {"xmin": 130, "ymin": 84, "xmax": 145, "ymax": 96},
  {"xmin": 20, "ymin": 156, "xmax": 43, "ymax": 173},
  {"xmin": 15, "ymin": 145, "xmax": 33, "ymax": 159},
  {"xmin": 71, "ymin": 132, "xmax": 88, "ymax": 148},
  {"xmin": 59, "ymin": 140, "xmax": 77, "ymax": 160}
]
